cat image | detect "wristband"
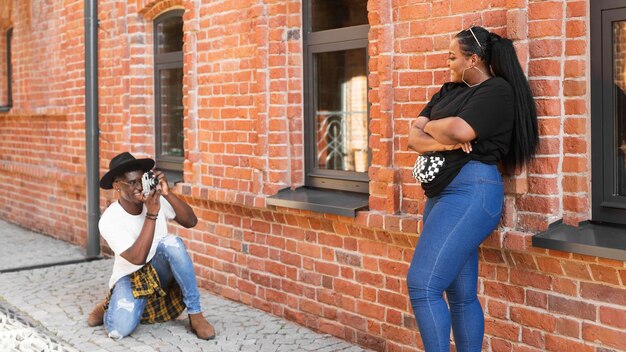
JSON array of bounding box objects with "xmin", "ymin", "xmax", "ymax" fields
[
  {"xmin": 145, "ymin": 215, "xmax": 158, "ymax": 220},
  {"xmin": 146, "ymin": 212, "xmax": 158, "ymax": 217}
]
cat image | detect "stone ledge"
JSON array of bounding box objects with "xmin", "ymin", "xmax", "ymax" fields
[
  {"xmin": 533, "ymin": 220, "xmax": 626, "ymax": 262},
  {"xmin": 266, "ymin": 187, "xmax": 369, "ymax": 218}
]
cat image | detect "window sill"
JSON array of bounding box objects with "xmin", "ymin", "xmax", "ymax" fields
[
  {"xmin": 266, "ymin": 186, "xmax": 369, "ymax": 217},
  {"xmin": 162, "ymin": 169, "xmax": 183, "ymax": 187},
  {"xmin": 532, "ymin": 220, "xmax": 626, "ymax": 261},
  {"xmin": 0, "ymin": 106, "xmax": 11, "ymax": 113}
]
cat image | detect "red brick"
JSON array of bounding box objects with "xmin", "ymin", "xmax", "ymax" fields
[
  {"xmin": 486, "ymin": 318, "xmax": 521, "ymax": 341},
  {"xmin": 536, "ymin": 256, "xmax": 564, "ymax": 275},
  {"xmin": 529, "ymin": 2, "xmax": 563, "ymax": 20},
  {"xmin": 548, "ymin": 295, "xmax": 596, "ymax": 320},
  {"xmin": 555, "ymin": 317, "xmax": 581, "ymax": 339},
  {"xmin": 566, "ymin": 20, "xmax": 586, "ymax": 38},
  {"xmin": 563, "ymin": 80, "xmax": 586, "ymax": 97},
  {"xmin": 561, "ymin": 261, "xmax": 592, "ymax": 280},
  {"xmin": 528, "ymin": 20, "xmax": 562, "ymax": 38},
  {"xmin": 378, "ymin": 290, "xmax": 408, "ymax": 311},
  {"xmin": 487, "ymin": 299, "xmax": 509, "ymax": 320},
  {"xmin": 510, "ymin": 307, "xmax": 556, "ymax": 332},
  {"xmin": 565, "ymin": 39, "xmax": 586, "ymax": 55},
  {"xmin": 552, "ymin": 277, "xmax": 578, "ymax": 296},
  {"xmin": 567, "ymin": 2, "xmax": 587, "ymax": 17},
  {"xmin": 379, "ymin": 259, "xmax": 408, "ymax": 277},
  {"xmin": 581, "ymin": 282, "xmax": 626, "ymax": 305},
  {"xmin": 535, "ymin": 81, "xmax": 566, "ymax": 102},
  {"xmin": 511, "ymin": 269, "xmax": 552, "ymax": 290},
  {"xmin": 529, "ymin": 39, "xmax": 563, "ymax": 58},
  {"xmin": 545, "ymin": 335, "xmax": 593, "ymax": 352},
  {"xmin": 582, "ymin": 323, "xmax": 626, "ymax": 350},
  {"xmin": 564, "ymin": 118, "xmax": 588, "ymax": 135},
  {"xmin": 537, "ymin": 118, "xmax": 561, "ymax": 135},
  {"xmin": 521, "ymin": 327, "xmax": 545, "ymax": 348},
  {"xmin": 589, "ymin": 264, "xmax": 620, "ymax": 285},
  {"xmin": 506, "ymin": 8, "xmax": 528, "ymax": 40},
  {"xmin": 333, "ymin": 278, "xmax": 362, "ymax": 298},
  {"xmin": 526, "ymin": 290, "xmax": 548, "ymax": 309},
  {"xmin": 564, "ymin": 98, "xmax": 587, "ymax": 115},
  {"xmin": 490, "ymin": 337, "xmax": 513, "ymax": 352},
  {"xmin": 484, "ymin": 282, "xmax": 525, "ymax": 304},
  {"xmin": 562, "ymin": 156, "xmax": 588, "ymax": 173},
  {"xmin": 528, "ymin": 59, "xmax": 561, "ymax": 76},
  {"xmin": 599, "ymin": 306, "xmax": 626, "ymax": 329},
  {"xmin": 381, "ymin": 323, "xmax": 414, "ymax": 345},
  {"xmin": 356, "ymin": 331, "xmax": 386, "ymax": 351}
]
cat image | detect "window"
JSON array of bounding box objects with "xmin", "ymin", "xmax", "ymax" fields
[
  {"xmin": 0, "ymin": 28, "xmax": 12, "ymax": 112},
  {"xmin": 154, "ymin": 10, "xmax": 184, "ymax": 172},
  {"xmin": 591, "ymin": 0, "xmax": 626, "ymax": 224},
  {"xmin": 303, "ymin": 0, "xmax": 370, "ymax": 193}
]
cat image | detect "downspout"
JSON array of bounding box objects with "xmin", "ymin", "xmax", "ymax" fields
[{"xmin": 85, "ymin": 0, "xmax": 100, "ymax": 258}]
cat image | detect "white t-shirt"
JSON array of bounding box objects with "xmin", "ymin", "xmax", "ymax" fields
[{"xmin": 99, "ymin": 196, "xmax": 176, "ymax": 288}]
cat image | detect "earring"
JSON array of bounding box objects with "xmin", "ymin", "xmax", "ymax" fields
[{"xmin": 462, "ymin": 66, "xmax": 485, "ymax": 87}]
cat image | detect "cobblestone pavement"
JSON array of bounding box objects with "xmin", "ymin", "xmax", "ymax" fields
[
  {"xmin": 0, "ymin": 220, "xmax": 85, "ymax": 272},
  {"xmin": 0, "ymin": 299, "xmax": 78, "ymax": 352},
  {"xmin": 0, "ymin": 220, "xmax": 371, "ymax": 352}
]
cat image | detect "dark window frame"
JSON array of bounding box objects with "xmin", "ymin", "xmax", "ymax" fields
[
  {"xmin": 153, "ymin": 10, "xmax": 184, "ymax": 172},
  {"xmin": 591, "ymin": 0, "xmax": 626, "ymax": 224},
  {"xmin": 302, "ymin": 1, "xmax": 370, "ymax": 194},
  {"xmin": 0, "ymin": 28, "xmax": 12, "ymax": 112}
]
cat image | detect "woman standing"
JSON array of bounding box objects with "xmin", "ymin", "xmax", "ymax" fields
[{"xmin": 406, "ymin": 26, "xmax": 538, "ymax": 352}]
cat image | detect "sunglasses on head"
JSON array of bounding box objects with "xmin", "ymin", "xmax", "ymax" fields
[{"xmin": 465, "ymin": 26, "xmax": 482, "ymax": 48}]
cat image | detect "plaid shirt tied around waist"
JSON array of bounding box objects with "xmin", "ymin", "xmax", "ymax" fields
[{"xmin": 104, "ymin": 262, "xmax": 186, "ymax": 324}]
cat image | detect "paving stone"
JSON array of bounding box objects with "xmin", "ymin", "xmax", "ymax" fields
[
  {"xmin": 0, "ymin": 220, "xmax": 85, "ymax": 272},
  {"xmin": 0, "ymin": 300, "xmax": 79, "ymax": 352}
]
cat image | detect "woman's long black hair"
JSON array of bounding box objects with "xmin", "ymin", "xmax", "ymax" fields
[{"xmin": 456, "ymin": 26, "xmax": 538, "ymax": 171}]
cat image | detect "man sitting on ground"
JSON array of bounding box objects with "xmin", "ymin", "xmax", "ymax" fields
[{"xmin": 88, "ymin": 152, "xmax": 215, "ymax": 340}]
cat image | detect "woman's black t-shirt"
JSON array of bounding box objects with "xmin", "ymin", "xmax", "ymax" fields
[{"xmin": 418, "ymin": 77, "xmax": 515, "ymax": 197}]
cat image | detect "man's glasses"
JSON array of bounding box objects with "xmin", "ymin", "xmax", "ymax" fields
[
  {"xmin": 117, "ymin": 178, "xmax": 142, "ymax": 188},
  {"xmin": 466, "ymin": 26, "xmax": 482, "ymax": 48}
]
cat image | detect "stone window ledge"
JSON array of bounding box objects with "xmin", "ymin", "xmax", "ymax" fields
[
  {"xmin": 266, "ymin": 187, "xmax": 369, "ymax": 217},
  {"xmin": 532, "ymin": 220, "xmax": 626, "ymax": 261}
]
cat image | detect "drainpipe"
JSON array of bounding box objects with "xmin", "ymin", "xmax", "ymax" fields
[{"xmin": 85, "ymin": 0, "xmax": 100, "ymax": 258}]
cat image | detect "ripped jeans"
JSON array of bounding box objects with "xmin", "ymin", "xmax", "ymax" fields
[{"xmin": 103, "ymin": 235, "xmax": 202, "ymax": 339}]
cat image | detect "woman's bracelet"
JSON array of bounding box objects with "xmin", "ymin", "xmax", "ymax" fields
[{"xmin": 145, "ymin": 214, "xmax": 158, "ymax": 221}]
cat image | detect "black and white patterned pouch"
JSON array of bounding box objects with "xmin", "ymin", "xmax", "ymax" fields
[{"xmin": 412, "ymin": 153, "xmax": 445, "ymax": 183}]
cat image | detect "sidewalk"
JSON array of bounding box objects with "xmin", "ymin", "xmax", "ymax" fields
[{"xmin": 0, "ymin": 219, "xmax": 371, "ymax": 352}]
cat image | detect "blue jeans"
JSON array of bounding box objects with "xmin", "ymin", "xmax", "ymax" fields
[
  {"xmin": 104, "ymin": 235, "xmax": 202, "ymax": 339},
  {"xmin": 407, "ymin": 161, "xmax": 503, "ymax": 352}
]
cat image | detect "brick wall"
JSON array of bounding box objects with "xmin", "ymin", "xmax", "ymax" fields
[
  {"xmin": 1, "ymin": 1, "xmax": 625, "ymax": 351},
  {"xmin": 0, "ymin": 0, "xmax": 87, "ymax": 245}
]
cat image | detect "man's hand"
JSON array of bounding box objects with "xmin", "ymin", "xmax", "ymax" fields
[
  {"xmin": 153, "ymin": 170, "xmax": 169, "ymax": 196},
  {"xmin": 143, "ymin": 188, "xmax": 161, "ymax": 215}
]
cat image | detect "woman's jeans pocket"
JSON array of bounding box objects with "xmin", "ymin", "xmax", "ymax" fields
[{"xmin": 480, "ymin": 178, "xmax": 503, "ymax": 218}]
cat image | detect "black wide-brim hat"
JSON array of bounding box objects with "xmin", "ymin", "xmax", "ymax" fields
[{"xmin": 100, "ymin": 152, "xmax": 155, "ymax": 189}]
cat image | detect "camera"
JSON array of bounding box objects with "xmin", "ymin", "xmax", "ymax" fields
[{"xmin": 141, "ymin": 171, "xmax": 158, "ymax": 195}]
